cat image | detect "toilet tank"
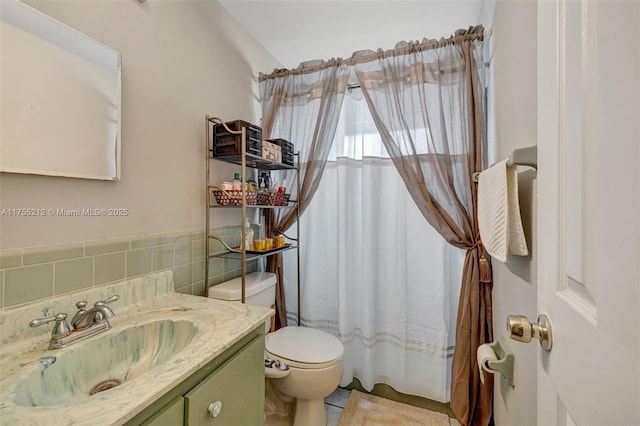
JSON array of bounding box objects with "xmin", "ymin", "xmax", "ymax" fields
[
  {"xmin": 209, "ymin": 272, "xmax": 276, "ymax": 333},
  {"xmin": 208, "ymin": 271, "xmax": 276, "ymax": 308}
]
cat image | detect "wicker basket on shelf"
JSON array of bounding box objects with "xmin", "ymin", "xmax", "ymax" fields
[
  {"xmin": 211, "ymin": 188, "xmax": 257, "ymax": 206},
  {"xmin": 255, "ymin": 192, "xmax": 291, "ymax": 206}
]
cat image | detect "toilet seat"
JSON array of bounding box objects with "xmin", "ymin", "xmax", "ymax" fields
[{"xmin": 265, "ymin": 326, "xmax": 344, "ymax": 370}]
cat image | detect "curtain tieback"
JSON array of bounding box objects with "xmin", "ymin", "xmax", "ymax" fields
[{"xmin": 470, "ymin": 238, "xmax": 492, "ymax": 284}]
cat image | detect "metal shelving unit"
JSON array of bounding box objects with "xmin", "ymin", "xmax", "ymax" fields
[{"xmin": 204, "ymin": 115, "xmax": 301, "ymax": 325}]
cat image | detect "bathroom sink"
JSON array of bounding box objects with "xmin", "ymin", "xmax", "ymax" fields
[{"xmin": 13, "ymin": 319, "xmax": 197, "ymax": 407}]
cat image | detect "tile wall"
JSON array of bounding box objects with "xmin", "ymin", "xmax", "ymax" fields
[{"xmin": 0, "ymin": 226, "xmax": 256, "ymax": 309}]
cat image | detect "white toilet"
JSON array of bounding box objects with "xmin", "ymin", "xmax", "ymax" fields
[{"xmin": 209, "ymin": 272, "xmax": 344, "ymax": 426}]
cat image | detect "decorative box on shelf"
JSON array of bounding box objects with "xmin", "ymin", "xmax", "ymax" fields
[
  {"xmin": 211, "ymin": 120, "xmax": 262, "ymax": 158},
  {"xmin": 265, "ymin": 138, "xmax": 295, "ymax": 166},
  {"xmin": 261, "ymin": 140, "xmax": 282, "ymax": 163}
]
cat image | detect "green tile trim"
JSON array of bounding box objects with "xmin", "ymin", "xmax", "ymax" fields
[
  {"xmin": 159, "ymin": 231, "xmax": 202, "ymax": 246},
  {"xmin": 55, "ymin": 257, "xmax": 93, "ymax": 295},
  {"xmin": 130, "ymin": 236, "xmax": 165, "ymax": 250},
  {"xmin": 23, "ymin": 244, "xmax": 84, "ymax": 266},
  {"xmin": 4, "ymin": 263, "xmax": 54, "ymax": 307},
  {"xmin": 131, "ymin": 231, "xmax": 204, "ymax": 249},
  {"xmin": 0, "ymin": 250, "xmax": 22, "ymax": 269},
  {"xmin": 85, "ymin": 239, "xmax": 130, "ymax": 256}
]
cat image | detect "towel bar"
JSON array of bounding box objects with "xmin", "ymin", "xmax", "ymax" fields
[{"xmin": 473, "ymin": 145, "xmax": 537, "ymax": 182}]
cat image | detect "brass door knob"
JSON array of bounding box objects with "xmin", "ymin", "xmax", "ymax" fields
[{"xmin": 506, "ymin": 314, "xmax": 553, "ymax": 351}]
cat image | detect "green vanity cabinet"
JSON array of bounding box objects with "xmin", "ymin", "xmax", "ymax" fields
[
  {"xmin": 141, "ymin": 397, "xmax": 185, "ymax": 425},
  {"xmin": 185, "ymin": 335, "xmax": 265, "ymax": 425},
  {"xmin": 129, "ymin": 327, "xmax": 265, "ymax": 426}
]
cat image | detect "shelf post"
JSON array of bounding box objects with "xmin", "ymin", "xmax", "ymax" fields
[
  {"xmin": 296, "ymin": 152, "xmax": 301, "ymax": 326},
  {"xmin": 205, "ymin": 115, "xmax": 211, "ymax": 298},
  {"xmin": 241, "ymin": 126, "xmax": 247, "ymax": 304}
]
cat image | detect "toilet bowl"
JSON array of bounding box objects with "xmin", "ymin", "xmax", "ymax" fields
[
  {"xmin": 209, "ymin": 272, "xmax": 345, "ymax": 426},
  {"xmin": 265, "ymin": 326, "xmax": 344, "ymax": 426}
]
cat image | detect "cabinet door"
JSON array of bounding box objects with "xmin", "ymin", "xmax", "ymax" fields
[
  {"xmin": 141, "ymin": 396, "xmax": 184, "ymax": 426},
  {"xmin": 185, "ymin": 336, "xmax": 265, "ymax": 425}
]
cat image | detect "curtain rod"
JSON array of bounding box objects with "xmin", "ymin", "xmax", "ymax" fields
[{"xmin": 259, "ymin": 26, "xmax": 491, "ymax": 82}]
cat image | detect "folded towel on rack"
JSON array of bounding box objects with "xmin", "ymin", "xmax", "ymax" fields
[{"xmin": 477, "ymin": 159, "xmax": 528, "ymax": 262}]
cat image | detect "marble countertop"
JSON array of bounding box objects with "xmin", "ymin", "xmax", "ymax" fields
[{"xmin": 0, "ymin": 271, "xmax": 273, "ymax": 425}]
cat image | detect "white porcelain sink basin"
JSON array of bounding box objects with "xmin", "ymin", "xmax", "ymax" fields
[{"xmin": 14, "ymin": 319, "xmax": 197, "ymax": 407}]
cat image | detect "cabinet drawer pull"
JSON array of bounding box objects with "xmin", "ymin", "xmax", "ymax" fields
[{"xmin": 208, "ymin": 400, "xmax": 222, "ymax": 418}]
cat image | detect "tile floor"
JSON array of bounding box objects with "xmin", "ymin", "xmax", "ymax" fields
[
  {"xmin": 323, "ymin": 387, "xmax": 351, "ymax": 425},
  {"xmin": 323, "ymin": 388, "xmax": 462, "ymax": 426}
]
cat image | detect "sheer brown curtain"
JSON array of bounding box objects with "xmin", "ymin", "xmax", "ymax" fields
[
  {"xmin": 258, "ymin": 60, "xmax": 348, "ymax": 328},
  {"xmin": 353, "ymin": 27, "xmax": 493, "ymax": 426}
]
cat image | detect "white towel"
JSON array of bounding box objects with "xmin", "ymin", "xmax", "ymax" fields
[{"xmin": 477, "ymin": 159, "xmax": 529, "ymax": 262}]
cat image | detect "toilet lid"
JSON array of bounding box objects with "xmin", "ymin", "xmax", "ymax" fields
[{"xmin": 265, "ymin": 326, "xmax": 344, "ymax": 365}]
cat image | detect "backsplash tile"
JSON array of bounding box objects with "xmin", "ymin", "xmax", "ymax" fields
[
  {"xmin": 193, "ymin": 280, "xmax": 206, "ymax": 297},
  {"xmin": 95, "ymin": 252, "xmax": 126, "ymax": 285},
  {"xmin": 209, "ymin": 258, "xmax": 225, "ymax": 278},
  {"xmin": 0, "ymin": 227, "xmax": 252, "ymax": 309},
  {"xmin": 4, "ymin": 264, "xmax": 54, "ymax": 306},
  {"xmin": 126, "ymin": 248, "xmax": 153, "ymax": 278},
  {"xmin": 192, "ymin": 260, "xmax": 205, "ymax": 284},
  {"xmin": 173, "ymin": 263, "xmax": 193, "ymax": 288},
  {"xmin": 194, "ymin": 239, "xmax": 205, "ymax": 259},
  {"xmin": 152, "ymin": 245, "xmax": 174, "ymax": 271},
  {"xmin": 174, "ymin": 241, "xmax": 193, "ymax": 266},
  {"xmin": 55, "ymin": 257, "xmax": 93, "ymax": 295}
]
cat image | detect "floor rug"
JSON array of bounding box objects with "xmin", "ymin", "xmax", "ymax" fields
[{"xmin": 338, "ymin": 390, "xmax": 450, "ymax": 426}]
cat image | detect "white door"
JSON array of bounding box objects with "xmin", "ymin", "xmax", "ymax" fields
[{"xmin": 537, "ymin": 1, "xmax": 639, "ymax": 425}]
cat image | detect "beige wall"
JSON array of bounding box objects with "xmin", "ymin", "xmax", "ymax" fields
[
  {"xmin": 0, "ymin": 0, "xmax": 280, "ymax": 250},
  {"xmin": 480, "ymin": 1, "xmax": 538, "ymax": 425}
]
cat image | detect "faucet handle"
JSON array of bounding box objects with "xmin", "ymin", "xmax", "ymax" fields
[
  {"xmin": 98, "ymin": 295, "xmax": 120, "ymax": 305},
  {"xmin": 71, "ymin": 301, "xmax": 88, "ymax": 324},
  {"xmin": 30, "ymin": 313, "xmax": 72, "ymax": 339},
  {"xmin": 92, "ymin": 295, "xmax": 119, "ymax": 322}
]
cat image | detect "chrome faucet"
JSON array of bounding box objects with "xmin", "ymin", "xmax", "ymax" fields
[
  {"xmin": 71, "ymin": 297, "xmax": 117, "ymax": 330},
  {"xmin": 30, "ymin": 295, "xmax": 119, "ymax": 350}
]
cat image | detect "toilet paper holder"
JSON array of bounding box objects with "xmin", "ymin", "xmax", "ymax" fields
[{"xmin": 485, "ymin": 338, "xmax": 515, "ymax": 387}]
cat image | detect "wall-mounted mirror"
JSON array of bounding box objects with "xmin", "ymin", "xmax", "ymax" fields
[{"xmin": 0, "ymin": 0, "xmax": 122, "ymax": 181}]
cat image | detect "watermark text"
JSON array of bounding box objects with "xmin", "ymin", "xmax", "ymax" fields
[{"xmin": 1, "ymin": 208, "xmax": 129, "ymax": 217}]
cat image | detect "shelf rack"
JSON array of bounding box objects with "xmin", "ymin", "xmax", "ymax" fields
[{"xmin": 204, "ymin": 115, "xmax": 301, "ymax": 326}]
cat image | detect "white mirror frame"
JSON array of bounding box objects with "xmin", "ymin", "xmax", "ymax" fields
[{"xmin": 0, "ymin": 0, "xmax": 122, "ymax": 181}]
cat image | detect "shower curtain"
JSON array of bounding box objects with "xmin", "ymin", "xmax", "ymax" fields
[
  {"xmin": 259, "ymin": 26, "xmax": 491, "ymax": 426},
  {"xmin": 281, "ymin": 91, "xmax": 466, "ymax": 401}
]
